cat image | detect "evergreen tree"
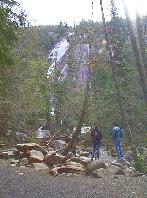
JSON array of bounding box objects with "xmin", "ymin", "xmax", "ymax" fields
[
  {"xmin": 0, "ymin": 0, "xmax": 27, "ymax": 67},
  {"xmin": 122, "ymin": 0, "xmax": 147, "ymax": 108}
]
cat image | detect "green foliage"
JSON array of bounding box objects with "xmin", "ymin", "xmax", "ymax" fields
[
  {"xmin": 9, "ymin": 23, "xmax": 70, "ymax": 131},
  {"xmin": 26, "ymin": 134, "xmax": 38, "ymax": 143},
  {"xmin": 12, "ymin": 58, "xmax": 49, "ymax": 130},
  {"xmin": 0, "ymin": 12, "xmax": 146, "ymax": 146},
  {"xmin": 0, "ymin": 0, "xmax": 28, "ymax": 137},
  {"xmin": 135, "ymin": 154, "xmax": 145, "ymax": 172},
  {"xmin": 0, "ymin": 0, "xmax": 27, "ymax": 67}
]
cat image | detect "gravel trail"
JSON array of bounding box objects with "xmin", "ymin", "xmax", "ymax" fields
[{"xmin": 0, "ymin": 159, "xmax": 147, "ymax": 198}]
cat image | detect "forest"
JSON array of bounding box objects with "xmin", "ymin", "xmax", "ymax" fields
[{"xmin": 0, "ymin": 0, "xmax": 147, "ymax": 166}]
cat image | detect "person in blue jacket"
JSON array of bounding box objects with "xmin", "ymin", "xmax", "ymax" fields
[
  {"xmin": 112, "ymin": 122, "xmax": 123, "ymax": 161},
  {"xmin": 91, "ymin": 125, "xmax": 102, "ymax": 160}
]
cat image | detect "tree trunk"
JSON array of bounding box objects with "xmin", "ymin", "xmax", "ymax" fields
[
  {"xmin": 100, "ymin": 0, "xmax": 137, "ymax": 159},
  {"xmin": 136, "ymin": 10, "xmax": 147, "ymax": 83},
  {"xmin": 63, "ymin": 74, "xmax": 90, "ymax": 156}
]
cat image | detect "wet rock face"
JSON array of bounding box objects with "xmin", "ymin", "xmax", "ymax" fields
[{"xmin": 73, "ymin": 44, "xmax": 89, "ymax": 89}]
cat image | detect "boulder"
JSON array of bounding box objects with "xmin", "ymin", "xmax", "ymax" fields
[
  {"xmin": 16, "ymin": 143, "xmax": 48, "ymax": 155},
  {"xmin": 144, "ymin": 166, "xmax": 147, "ymax": 174},
  {"xmin": 8, "ymin": 151, "xmax": 15, "ymax": 158},
  {"xmin": 111, "ymin": 162, "xmax": 125, "ymax": 169},
  {"xmin": 10, "ymin": 164, "xmax": 17, "ymax": 167},
  {"xmin": 115, "ymin": 168, "xmax": 125, "ymax": 175},
  {"xmin": 11, "ymin": 159, "xmax": 19, "ymax": 164},
  {"xmin": 79, "ymin": 151, "xmax": 89, "ymax": 157},
  {"xmin": 65, "ymin": 161, "xmax": 86, "ymax": 172},
  {"xmin": 80, "ymin": 157, "xmax": 92, "ymax": 165},
  {"xmin": 19, "ymin": 158, "xmax": 29, "ymax": 166},
  {"xmin": 49, "ymin": 140, "xmax": 66, "ymax": 149},
  {"xmin": 109, "ymin": 165, "xmax": 120, "ymax": 174},
  {"xmin": 29, "ymin": 150, "xmax": 44, "ymax": 163},
  {"xmin": 13, "ymin": 150, "xmax": 24, "ymax": 159},
  {"xmin": 142, "ymin": 147, "xmax": 147, "ymax": 155},
  {"xmin": 142, "ymin": 175, "xmax": 147, "ymax": 182},
  {"xmin": 109, "ymin": 165, "xmax": 125, "ymax": 175},
  {"xmin": 66, "ymin": 152, "xmax": 75, "ymax": 159},
  {"xmin": 71, "ymin": 156, "xmax": 91, "ymax": 165},
  {"xmin": 47, "ymin": 147, "xmax": 55, "ymax": 152},
  {"xmin": 125, "ymin": 167, "xmax": 136, "ymax": 175},
  {"xmin": 0, "ymin": 151, "xmax": 8, "ymax": 159},
  {"xmin": 0, "ymin": 144, "xmax": 6, "ymax": 148},
  {"xmin": 50, "ymin": 162, "xmax": 86, "ymax": 176},
  {"xmin": 125, "ymin": 151, "xmax": 134, "ymax": 165},
  {"xmin": 86, "ymin": 160, "xmax": 107, "ymax": 172},
  {"xmin": 131, "ymin": 171, "xmax": 144, "ymax": 177},
  {"xmin": 92, "ymin": 168, "xmax": 110, "ymax": 178},
  {"xmin": 44, "ymin": 153, "xmax": 65, "ymax": 165},
  {"xmin": 33, "ymin": 163, "xmax": 50, "ymax": 171},
  {"xmin": 0, "ymin": 151, "xmax": 14, "ymax": 159},
  {"xmin": 54, "ymin": 134, "xmax": 71, "ymax": 143}
]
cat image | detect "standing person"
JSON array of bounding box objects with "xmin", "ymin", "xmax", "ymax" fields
[
  {"xmin": 112, "ymin": 122, "xmax": 123, "ymax": 161},
  {"xmin": 91, "ymin": 125, "xmax": 102, "ymax": 160}
]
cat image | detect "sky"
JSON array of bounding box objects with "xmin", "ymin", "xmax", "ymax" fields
[{"xmin": 17, "ymin": 0, "xmax": 147, "ymax": 26}]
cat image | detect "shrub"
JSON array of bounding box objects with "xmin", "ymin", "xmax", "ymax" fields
[{"xmin": 135, "ymin": 154, "xmax": 145, "ymax": 173}]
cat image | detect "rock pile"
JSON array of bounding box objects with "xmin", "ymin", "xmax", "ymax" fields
[{"xmin": 0, "ymin": 138, "xmax": 146, "ymax": 178}]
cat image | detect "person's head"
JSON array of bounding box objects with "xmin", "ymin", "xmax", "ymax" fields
[
  {"xmin": 95, "ymin": 125, "xmax": 98, "ymax": 129},
  {"xmin": 95, "ymin": 124, "xmax": 101, "ymax": 131},
  {"xmin": 113, "ymin": 122, "xmax": 118, "ymax": 127}
]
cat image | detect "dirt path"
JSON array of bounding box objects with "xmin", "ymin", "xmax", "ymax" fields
[{"xmin": 0, "ymin": 159, "xmax": 147, "ymax": 198}]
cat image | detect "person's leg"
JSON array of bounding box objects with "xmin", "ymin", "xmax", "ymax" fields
[
  {"xmin": 115, "ymin": 141, "xmax": 121, "ymax": 160},
  {"xmin": 118, "ymin": 141, "xmax": 123, "ymax": 159},
  {"xmin": 92, "ymin": 144, "xmax": 96, "ymax": 160},
  {"xmin": 96, "ymin": 144, "xmax": 99, "ymax": 159}
]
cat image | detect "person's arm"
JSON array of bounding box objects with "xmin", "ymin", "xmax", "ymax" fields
[
  {"xmin": 112, "ymin": 128, "xmax": 115, "ymax": 140},
  {"xmin": 91, "ymin": 130, "xmax": 94, "ymax": 143},
  {"xmin": 100, "ymin": 131, "xmax": 102, "ymax": 140},
  {"xmin": 120, "ymin": 128, "xmax": 123, "ymax": 139}
]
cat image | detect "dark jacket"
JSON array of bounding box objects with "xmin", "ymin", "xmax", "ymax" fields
[{"xmin": 91, "ymin": 127, "xmax": 102, "ymax": 145}]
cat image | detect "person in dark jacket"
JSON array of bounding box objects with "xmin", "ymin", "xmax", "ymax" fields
[
  {"xmin": 112, "ymin": 122, "xmax": 123, "ymax": 161},
  {"xmin": 91, "ymin": 125, "xmax": 102, "ymax": 160}
]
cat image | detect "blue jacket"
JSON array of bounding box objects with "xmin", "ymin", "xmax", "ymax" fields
[{"xmin": 112, "ymin": 126, "xmax": 122, "ymax": 142}]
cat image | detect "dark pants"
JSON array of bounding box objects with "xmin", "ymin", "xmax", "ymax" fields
[
  {"xmin": 114, "ymin": 140, "xmax": 123, "ymax": 160},
  {"xmin": 92, "ymin": 143, "xmax": 100, "ymax": 159}
]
